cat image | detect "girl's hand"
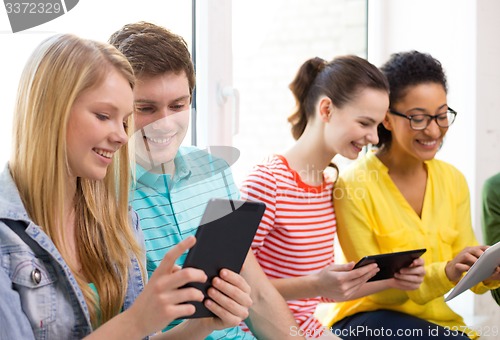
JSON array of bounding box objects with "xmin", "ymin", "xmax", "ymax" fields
[
  {"xmin": 484, "ymin": 265, "xmax": 500, "ymax": 284},
  {"xmin": 445, "ymin": 245, "xmax": 488, "ymax": 282},
  {"xmin": 388, "ymin": 257, "xmax": 425, "ymax": 290},
  {"xmin": 128, "ymin": 236, "xmax": 208, "ymax": 336},
  {"xmin": 316, "ymin": 262, "xmax": 379, "ymax": 301}
]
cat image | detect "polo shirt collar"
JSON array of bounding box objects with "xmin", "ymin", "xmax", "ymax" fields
[{"xmin": 136, "ymin": 151, "xmax": 192, "ymax": 189}]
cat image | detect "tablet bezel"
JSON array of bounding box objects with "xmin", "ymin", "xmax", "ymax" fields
[
  {"xmin": 353, "ymin": 248, "xmax": 427, "ymax": 282},
  {"xmin": 181, "ymin": 198, "xmax": 265, "ymax": 318}
]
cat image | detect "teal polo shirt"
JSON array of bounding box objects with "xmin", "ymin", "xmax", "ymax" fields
[{"xmin": 131, "ymin": 146, "xmax": 254, "ymax": 340}]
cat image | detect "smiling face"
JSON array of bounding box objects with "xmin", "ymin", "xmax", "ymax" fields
[
  {"xmin": 66, "ymin": 68, "xmax": 133, "ymax": 180},
  {"xmin": 132, "ymin": 72, "xmax": 191, "ymax": 173},
  {"xmin": 383, "ymin": 82, "xmax": 448, "ymax": 162},
  {"xmin": 326, "ymin": 88, "xmax": 389, "ymax": 160}
]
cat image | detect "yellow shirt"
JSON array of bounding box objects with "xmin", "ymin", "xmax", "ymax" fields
[{"xmin": 322, "ymin": 152, "xmax": 497, "ymax": 338}]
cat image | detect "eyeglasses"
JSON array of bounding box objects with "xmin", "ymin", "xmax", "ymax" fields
[{"xmin": 388, "ymin": 107, "xmax": 457, "ymax": 130}]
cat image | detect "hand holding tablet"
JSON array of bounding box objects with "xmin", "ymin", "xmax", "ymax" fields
[
  {"xmin": 182, "ymin": 198, "xmax": 265, "ymax": 318},
  {"xmin": 353, "ymin": 248, "xmax": 427, "ymax": 282},
  {"xmin": 445, "ymin": 241, "xmax": 500, "ymax": 301}
]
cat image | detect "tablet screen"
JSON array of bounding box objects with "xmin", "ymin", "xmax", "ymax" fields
[
  {"xmin": 182, "ymin": 198, "xmax": 265, "ymax": 318},
  {"xmin": 353, "ymin": 248, "xmax": 427, "ymax": 282}
]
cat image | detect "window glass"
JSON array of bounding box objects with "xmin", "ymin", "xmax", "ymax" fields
[{"xmin": 231, "ymin": 0, "xmax": 367, "ymax": 185}]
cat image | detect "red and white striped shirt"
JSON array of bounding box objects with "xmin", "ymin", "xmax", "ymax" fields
[{"xmin": 240, "ymin": 155, "xmax": 336, "ymax": 336}]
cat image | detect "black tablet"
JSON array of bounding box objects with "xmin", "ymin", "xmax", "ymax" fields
[
  {"xmin": 353, "ymin": 248, "xmax": 427, "ymax": 282},
  {"xmin": 182, "ymin": 198, "xmax": 265, "ymax": 318}
]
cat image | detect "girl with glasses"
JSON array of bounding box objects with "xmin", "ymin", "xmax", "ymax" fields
[{"xmin": 323, "ymin": 50, "xmax": 500, "ymax": 339}]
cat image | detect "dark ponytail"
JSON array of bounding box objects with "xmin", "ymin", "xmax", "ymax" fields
[{"xmin": 288, "ymin": 57, "xmax": 326, "ymax": 140}]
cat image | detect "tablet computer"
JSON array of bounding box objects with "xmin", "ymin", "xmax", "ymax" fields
[
  {"xmin": 353, "ymin": 248, "xmax": 427, "ymax": 282},
  {"xmin": 182, "ymin": 198, "xmax": 265, "ymax": 318},
  {"xmin": 445, "ymin": 241, "xmax": 500, "ymax": 301}
]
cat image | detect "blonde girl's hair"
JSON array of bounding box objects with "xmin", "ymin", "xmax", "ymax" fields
[{"xmin": 9, "ymin": 33, "xmax": 143, "ymax": 329}]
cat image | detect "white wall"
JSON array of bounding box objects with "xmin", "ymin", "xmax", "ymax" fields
[
  {"xmin": 368, "ymin": 0, "xmax": 500, "ymax": 334},
  {"xmin": 474, "ymin": 0, "xmax": 500, "ymax": 334}
]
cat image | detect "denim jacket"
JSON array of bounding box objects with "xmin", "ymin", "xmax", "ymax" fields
[{"xmin": 0, "ymin": 165, "xmax": 147, "ymax": 340}]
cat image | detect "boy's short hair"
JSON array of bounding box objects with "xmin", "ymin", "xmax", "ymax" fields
[{"xmin": 109, "ymin": 21, "xmax": 195, "ymax": 95}]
